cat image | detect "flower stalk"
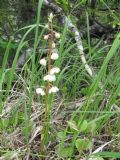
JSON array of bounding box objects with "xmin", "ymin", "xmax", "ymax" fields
[
  {"xmin": 36, "ymin": 13, "xmax": 60, "ymax": 154},
  {"xmin": 42, "ymin": 17, "xmax": 54, "ymax": 148}
]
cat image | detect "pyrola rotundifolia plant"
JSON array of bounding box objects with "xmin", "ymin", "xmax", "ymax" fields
[{"xmin": 36, "ymin": 13, "xmax": 60, "ymax": 152}]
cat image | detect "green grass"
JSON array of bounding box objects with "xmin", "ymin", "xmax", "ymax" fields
[{"xmin": 0, "ymin": 1, "xmax": 120, "ymax": 160}]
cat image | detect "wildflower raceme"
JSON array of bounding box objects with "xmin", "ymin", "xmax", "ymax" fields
[
  {"xmin": 36, "ymin": 12, "xmax": 61, "ymax": 153},
  {"xmin": 36, "ymin": 13, "xmax": 61, "ymax": 96}
]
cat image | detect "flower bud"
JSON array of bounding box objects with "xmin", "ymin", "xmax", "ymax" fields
[
  {"xmin": 51, "ymin": 52, "xmax": 59, "ymax": 60},
  {"xmin": 48, "ymin": 13, "xmax": 54, "ymax": 22},
  {"xmin": 52, "ymin": 42, "xmax": 55, "ymax": 48},
  {"xmin": 55, "ymin": 32, "xmax": 60, "ymax": 39},
  {"xmin": 43, "ymin": 74, "xmax": 56, "ymax": 82},
  {"xmin": 36, "ymin": 88, "xmax": 45, "ymax": 96},
  {"xmin": 44, "ymin": 35, "xmax": 49, "ymax": 40},
  {"xmin": 40, "ymin": 58, "xmax": 47, "ymax": 66},
  {"xmin": 49, "ymin": 86, "xmax": 59, "ymax": 94},
  {"xmin": 50, "ymin": 67, "xmax": 60, "ymax": 75}
]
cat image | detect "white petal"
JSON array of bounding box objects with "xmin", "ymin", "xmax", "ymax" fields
[
  {"xmin": 44, "ymin": 35, "xmax": 49, "ymax": 40},
  {"xmin": 40, "ymin": 58, "xmax": 47, "ymax": 66},
  {"xmin": 52, "ymin": 42, "xmax": 55, "ymax": 48},
  {"xmin": 43, "ymin": 74, "xmax": 56, "ymax": 82},
  {"xmin": 51, "ymin": 53, "xmax": 59, "ymax": 60},
  {"xmin": 55, "ymin": 32, "xmax": 60, "ymax": 39},
  {"xmin": 49, "ymin": 86, "xmax": 59, "ymax": 93},
  {"xmin": 36, "ymin": 88, "xmax": 45, "ymax": 96},
  {"xmin": 50, "ymin": 67, "xmax": 60, "ymax": 75}
]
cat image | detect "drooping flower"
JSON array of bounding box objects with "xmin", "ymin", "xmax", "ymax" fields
[
  {"xmin": 36, "ymin": 88, "xmax": 45, "ymax": 96},
  {"xmin": 40, "ymin": 58, "xmax": 47, "ymax": 66},
  {"xmin": 51, "ymin": 52, "xmax": 59, "ymax": 60},
  {"xmin": 43, "ymin": 74, "xmax": 56, "ymax": 82},
  {"xmin": 49, "ymin": 86, "xmax": 59, "ymax": 93},
  {"xmin": 44, "ymin": 35, "xmax": 49, "ymax": 40},
  {"xmin": 50, "ymin": 67, "xmax": 60, "ymax": 75},
  {"xmin": 55, "ymin": 32, "xmax": 60, "ymax": 39}
]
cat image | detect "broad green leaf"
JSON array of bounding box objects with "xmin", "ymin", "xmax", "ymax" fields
[
  {"xmin": 89, "ymin": 156, "xmax": 104, "ymax": 160},
  {"xmin": 56, "ymin": 145, "xmax": 73, "ymax": 158},
  {"xmin": 57, "ymin": 131, "xmax": 66, "ymax": 139},
  {"xmin": 0, "ymin": 151, "xmax": 18, "ymax": 160},
  {"xmin": 86, "ymin": 121, "xmax": 96, "ymax": 133},
  {"xmin": 75, "ymin": 138, "xmax": 92, "ymax": 151},
  {"xmin": 94, "ymin": 151, "xmax": 120, "ymax": 158},
  {"xmin": 79, "ymin": 120, "xmax": 88, "ymax": 132}
]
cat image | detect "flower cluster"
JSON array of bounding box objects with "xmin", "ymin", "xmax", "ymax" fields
[{"xmin": 36, "ymin": 13, "xmax": 60, "ymax": 96}]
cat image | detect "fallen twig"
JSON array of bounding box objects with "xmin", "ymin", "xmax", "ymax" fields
[{"xmin": 43, "ymin": 0, "xmax": 93, "ymax": 76}]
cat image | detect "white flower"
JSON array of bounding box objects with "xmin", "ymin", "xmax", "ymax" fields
[
  {"xmin": 36, "ymin": 88, "xmax": 45, "ymax": 96},
  {"xmin": 52, "ymin": 42, "xmax": 55, "ymax": 48},
  {"xmin": 51, "ymin": 52, "xmax": 59, "ymax": 60},
  {"xmin": 43, "ymin": 74, "xmax": 56, "ymax": 82},
  {"xmin": 49, "ymin": 86, "xmax": 59, "ymax": 94},
  {"xmin": 50, "ymin": 67, "xmax": 60, "ymax": 75},
  {"xmin": 55, "ymin": 32, "xmax": 60, "ymax": 39},
  {"xmin": 40, "ymin": 58, "xmax": 47, "ymax": 66},
  {"xmin": 44, "ymin": 35, "xmax": 49, "ymax": 40}
]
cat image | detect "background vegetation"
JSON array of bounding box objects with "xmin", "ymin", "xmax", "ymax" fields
[{"xmin": 0, "ymin": 0, "xmax": 120, "ymax": 159}]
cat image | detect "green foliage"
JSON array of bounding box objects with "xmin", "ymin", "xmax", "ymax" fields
[
  {"xmin": 75, "ymin": 138, "xmax": 92, "ymax": 151},
  {"xmin": 94, "ymin": 152, "xmax": 120, "ymax": 159},
  {"xmin": 0, "ymin": 0, "xmax": 120, "ymax": 159},
  {"xmin": 55, "ymin": 0, "xmax": 72, "ymax": 13},
  {"xmin": 67, "ymin": 119, "xmax": 97, "ymax": 134},
  {"xmin": 0, "ymin": 151, "xmax": 18, "ymax": 160},
  {"xmin": 0, "ymin": 118, "xmax": 9, "ymax": 130},
  {"xmin": 89, "ymin": 156, "xmax": 104, "ymax": 160},
  {"xmin": 56, "ymin": 145, "xmax": 73, "ymax": 158},
  {"xmin": 79, "ymin": 120, "xmax": 88, "ymax": 132}
]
